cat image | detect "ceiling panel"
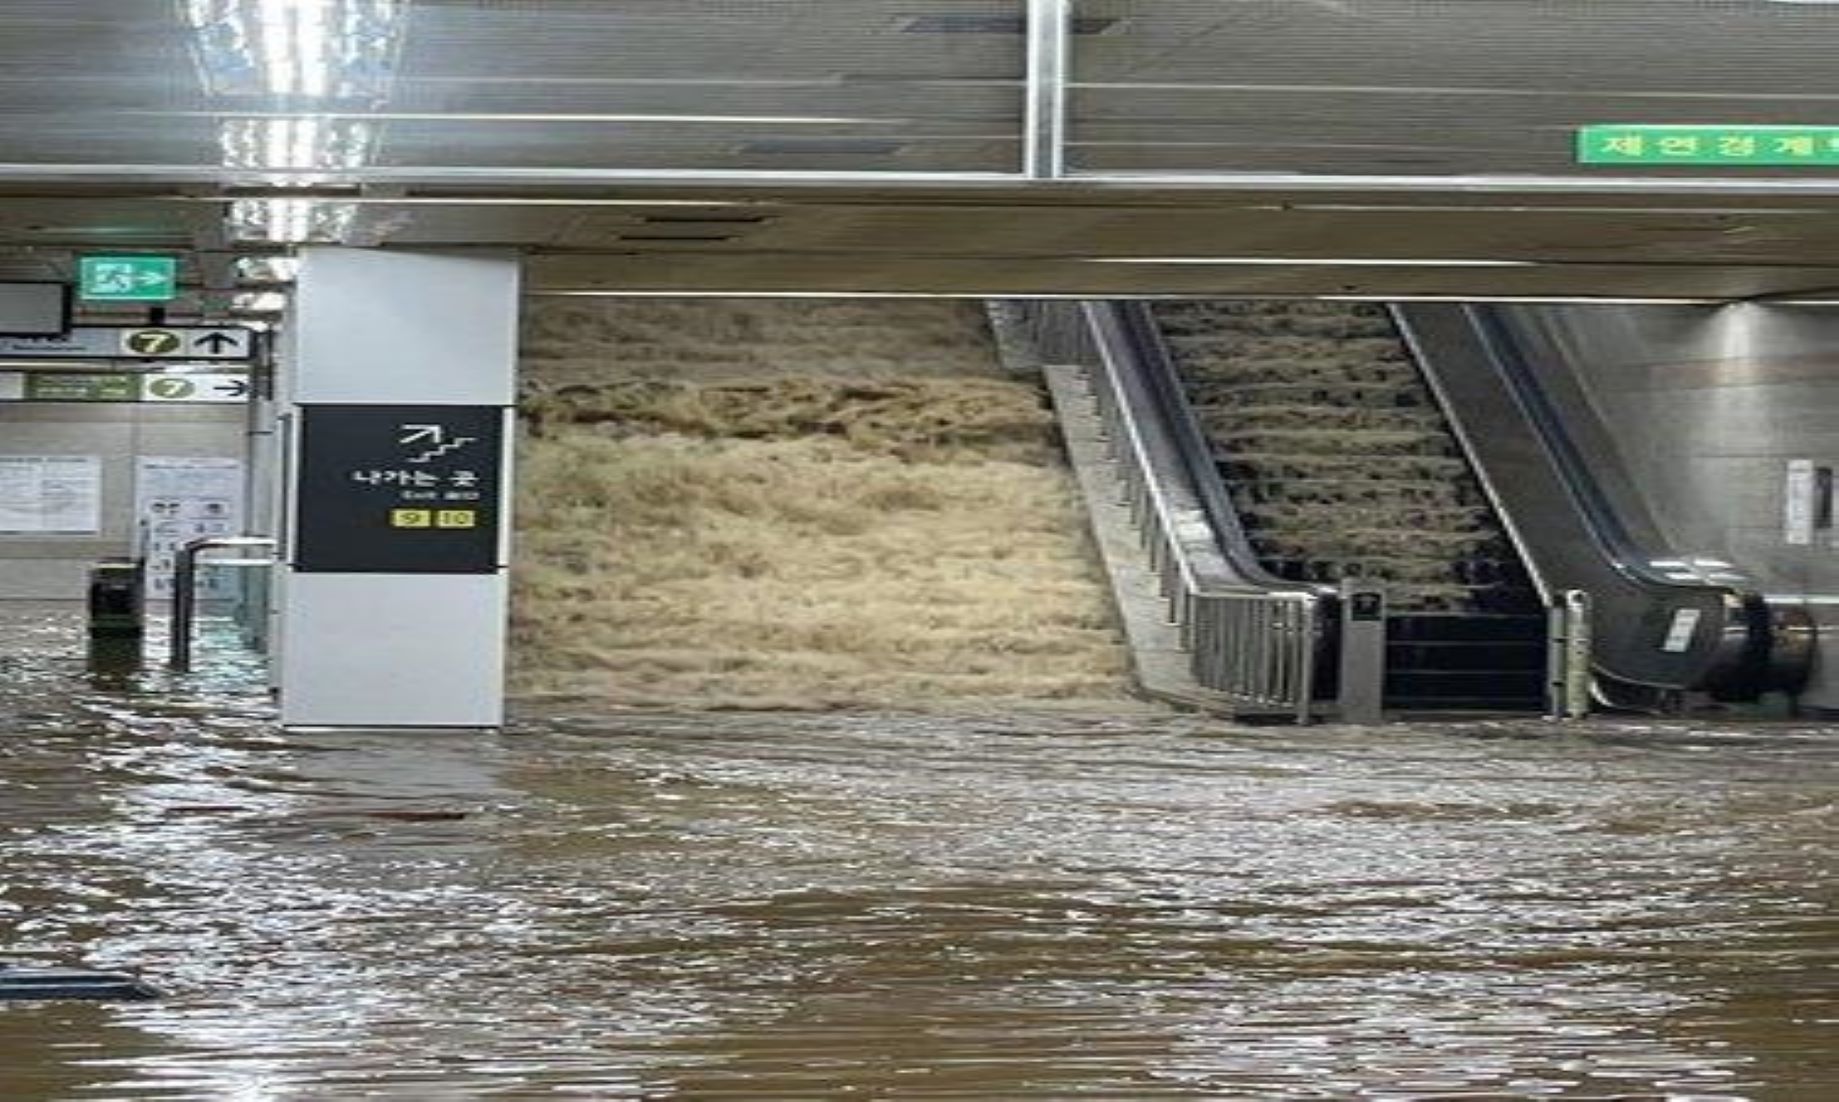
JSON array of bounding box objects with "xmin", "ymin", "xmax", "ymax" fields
[
  {"xmin": 1070, "ymin": 0, "xmax": 1839, "ymax": 177},
  {"xmin": 0, "ymin": 0, "xmax": 1029, "ymax": 177},
  {"xmin": 2, "ymin": 3, "xmax": 1839, "ymax": 310},
  {"xmin": 3, "ymin": 1, "xmax": 1838, "ymax": 182}
]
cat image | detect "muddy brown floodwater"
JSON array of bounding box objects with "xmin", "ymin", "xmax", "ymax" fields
[{"xmin": 1, "ymin": 604, "xmax": 1835, "ymax": 1100}]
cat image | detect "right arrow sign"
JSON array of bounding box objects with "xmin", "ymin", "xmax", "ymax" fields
[{"xmin": 139, "ymin": 372, "xmax": 252, "ymax": 404}]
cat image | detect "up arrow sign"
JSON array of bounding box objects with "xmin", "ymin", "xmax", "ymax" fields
[{"xmin": 195, "ymin": 332, "xmax": 240, "ymax": 354}]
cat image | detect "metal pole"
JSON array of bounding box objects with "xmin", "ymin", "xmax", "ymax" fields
[
  {"xmin": 1295, "ymin": 600, "xmax": 1320, "ymax": 725},
  {"xmin": 1546, "ymin": 589, "xmax": 1593, "ymax": 720},
  {"xmin": 1336, "ymin": 582, "xmax": 1388, "ymax": 725},
  {"xmin": 1023, "ymin": 0, "xmax": 1070, "ymax": 179},
  {"xmin": 170, "ymin": 546, "xmax": 197, "ymax": 672}
]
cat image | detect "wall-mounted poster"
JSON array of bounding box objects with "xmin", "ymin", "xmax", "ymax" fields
[
  {"xmin": 0, "ymin": 455, "xmax": 102, "ymax": 534},
  {"xmin": 135, "ymin": 456, "xmax": 244, "ymax": 598}
]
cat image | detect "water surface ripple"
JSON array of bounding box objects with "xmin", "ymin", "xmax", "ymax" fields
[{"xmin": 1, "ymin": 607, "xmax": 1834, "ymax": 1098}]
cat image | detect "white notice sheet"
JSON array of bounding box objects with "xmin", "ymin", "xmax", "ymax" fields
[
  {"xmin": 0, "ymin": 455, "xmax": 102, "ymax": 534},
  {"xmin": 135, "ymin": 456, "xmax": 244, "ymax": 597}
]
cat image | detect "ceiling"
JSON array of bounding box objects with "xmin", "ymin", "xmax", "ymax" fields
[{"xmin": 4, "ymin": 1, "xmax": 1839, "ymax": 312}]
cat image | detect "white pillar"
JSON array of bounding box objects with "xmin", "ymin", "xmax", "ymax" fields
[{"xmin": 275, "ymin": 247, "xmax": 519, "ymax": 730}]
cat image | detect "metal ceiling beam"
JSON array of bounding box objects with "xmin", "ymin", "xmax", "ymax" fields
[{"xmin": 11, "ymin": 163, "xmax": 1839, "ymax": 200}]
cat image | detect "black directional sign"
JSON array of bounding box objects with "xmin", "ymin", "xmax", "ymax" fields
[{"xmin": 294, "ymin": 404, "xmax": 507, "ymax": 574}]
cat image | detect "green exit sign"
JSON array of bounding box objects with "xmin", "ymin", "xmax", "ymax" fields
[
  {"xmin": 1579, "ymin": 125, "xmax": 1839, "ymax": 167},
  {"xmin": 79, "ymin": 255, "xmax": 178, "ymax": 302}
]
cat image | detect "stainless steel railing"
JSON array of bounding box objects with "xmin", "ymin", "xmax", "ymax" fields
[
  {"xmin": 1011, "ymin": 300, "xmax": 1326, "ymax": 721},
  {"xmin": 1546, "ymin": 589, "xmax": 1594, "ymax": 720},
  {"xmin": 170, "ymin": 536, "xmax": 277, "ymax": 671}
]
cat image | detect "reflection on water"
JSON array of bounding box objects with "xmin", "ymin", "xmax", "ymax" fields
[{"xmin": 2, "ymin": 604, "xmax": 1835, "ymax": 1099}]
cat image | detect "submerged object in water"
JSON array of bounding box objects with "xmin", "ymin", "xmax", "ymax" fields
[{"xmin": 0, "ymin": 965, "xmax": 159, "ymax": 1001}]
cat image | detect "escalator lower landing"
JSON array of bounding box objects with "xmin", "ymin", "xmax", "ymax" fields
[{"xmin": 1384, "ymin": 612, "xmax": 1548, "ymax": 714}]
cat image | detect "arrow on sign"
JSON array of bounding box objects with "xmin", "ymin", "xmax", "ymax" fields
[
  {"xmin": 195, "ymin": 332, "xmax": 240, "ymax": 355},
  {"xmin": 399, "ymin": 424, "xmax": 444, "ymax": 446},
  {"xmin": 213, "ymin": 379, "xmax": 250, "ymax": 398}
]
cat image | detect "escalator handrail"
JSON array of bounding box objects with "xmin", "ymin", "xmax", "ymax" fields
[
  {"xmin": 999, "ymin": 298, "xmax": 1330, "ymax": 718},
  {"xmin": 1093, "ymin": 302, "xmax": 1336, "ymax": 599},
  {"xmin": 1466, "ymin": 307, "xmax": 1722, "ymax": 592}
]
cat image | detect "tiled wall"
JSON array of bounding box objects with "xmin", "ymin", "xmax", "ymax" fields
[{"xmin": 0, "ymin": 402, "xmax": 245, "ymax": 599}]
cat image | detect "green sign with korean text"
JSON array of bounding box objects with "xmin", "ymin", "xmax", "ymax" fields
[
  {"xmin": 1579, "ymin": 125, "xmax": 1839, "ymax": 167},
  {"xmin": 25, "ymin": 373, "xmax": 141, "ymax": 402},
  {"xmin": 78, "ymin": 255, "xmax": 178, "ymax": 302}
]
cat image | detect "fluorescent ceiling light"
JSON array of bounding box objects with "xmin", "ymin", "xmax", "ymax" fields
[
  {"xmin": 228, "ymin": 198, "xmax": 357, "ymax": 243},
  {"xmin": 219, "ymin": 116, "xmax": 376, "ymax": 183},
  {"xmin": 165, "ymin": 111, "xmax": 894, "ymax": 125},
  {"xmin": 184, "ymin": 0, "xmax": 406, "ymax": 101},
  {"xmin": 897, "ymin": 15, "xmax": 1121, "ymax": 35},
  {"xmin": 1082, "ymin": 257, "xmax": 1541, "ymax": 267},
  {"xmin": 1318, "ymin": 294, "xmax": 1721, "ymax": 304},
  {"xmin": 231, "ymin": 290, "xmax": 289, "ymax": 313},
  {"xmin": 356, "ymin": 197, "xmax": 759, "ymax": 208},
  {"xmin": 741, "ymin": 139, "xmax": 906, "ymax": 155},
  {"xmin": 170, "ymin": 195, "xmax": 763, "ymax": 208},
  {"xmin": 531, "ymin": 291, "xmax": 1726, "ymax": 305},
  {"xmin": 1287, "ymin": 203, "xmax": 1835, "ymax": 215},
  {"xmin": 234, "ymin": 255, "xmax": 300, "ymax": 283}
]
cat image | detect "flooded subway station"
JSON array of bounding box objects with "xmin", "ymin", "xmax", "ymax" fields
[{"xmin": 4, "ymin": 2, "xmax": 1839, "ymax": 1098}]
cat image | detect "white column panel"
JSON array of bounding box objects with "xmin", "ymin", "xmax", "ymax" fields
[
  {"xmin": 278, "ymin": 573, "xmax": 507, "ymax": 728},
  {"xmin": 277, "ymin": 247, "xmax": 520, "ymax": 731},
  {"xmin": 289, "ymin": 248, "xmax": 518, "ymax": 406}
]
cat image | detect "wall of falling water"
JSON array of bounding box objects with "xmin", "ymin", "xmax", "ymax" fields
[
  {"xmin": 511, "ymin": 299, "xmax": 1128, "ymax": 708},
  {"xmin": 1153, "ymin": 301, "xmax": 1535, "ymax": 612}
]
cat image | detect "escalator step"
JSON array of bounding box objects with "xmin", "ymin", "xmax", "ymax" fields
[
  {"xmin": 1386, "ymin": 697, "xmax": 1547, "ymax": 712},
  {"xmin": 1152, "ymin": 300, "xmax": 1545, "ymax": 621},
  {"xmin": 1387, "ymin": 670, "xmax": 1546, "ymax": 694},
  {"xmin": 1386, "ymin": 643, "xmax": 1546, "ymax": 671},
  {"xmin": 1387, "ymin": 615, "xmax": 1547, "ymax": 643}
]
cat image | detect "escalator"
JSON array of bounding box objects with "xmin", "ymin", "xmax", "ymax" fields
[
  {"xmin": 1394, "ymin": 303, "xmax": 1812, "ymax": 711},
  {"xmin": 1096, "ymin": 299, "xmax": 1810, "ymax": 716},
  {"xmin": 1149, "ymin": 301, "xmax": 1546, "ymax": 713}
]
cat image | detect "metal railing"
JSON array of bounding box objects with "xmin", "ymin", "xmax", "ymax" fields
[
  {"xmin": 170, "ymin": 536, "xmax": 277, "ymax": 671},
  {"xmin": 1547, "ymin": 589, "xmax": 1594, "ymax": 720},
  {"xmin": 1012, "ymin": 300, "xmax": 1326, "ymax": 721}
]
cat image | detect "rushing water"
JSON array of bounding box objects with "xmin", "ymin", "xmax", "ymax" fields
[
  {"xmin": 1, "ymin": 604, "xmax": 1835, "ymax": 1100},
  {"xmin": 1156, "ymin": 300, "xmax": 1533, "ymax": 613}
]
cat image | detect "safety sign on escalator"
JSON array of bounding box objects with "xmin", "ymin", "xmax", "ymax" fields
[{"xmin": 293, "ymin": 404, "xmax": 506, "ymax": 574}]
